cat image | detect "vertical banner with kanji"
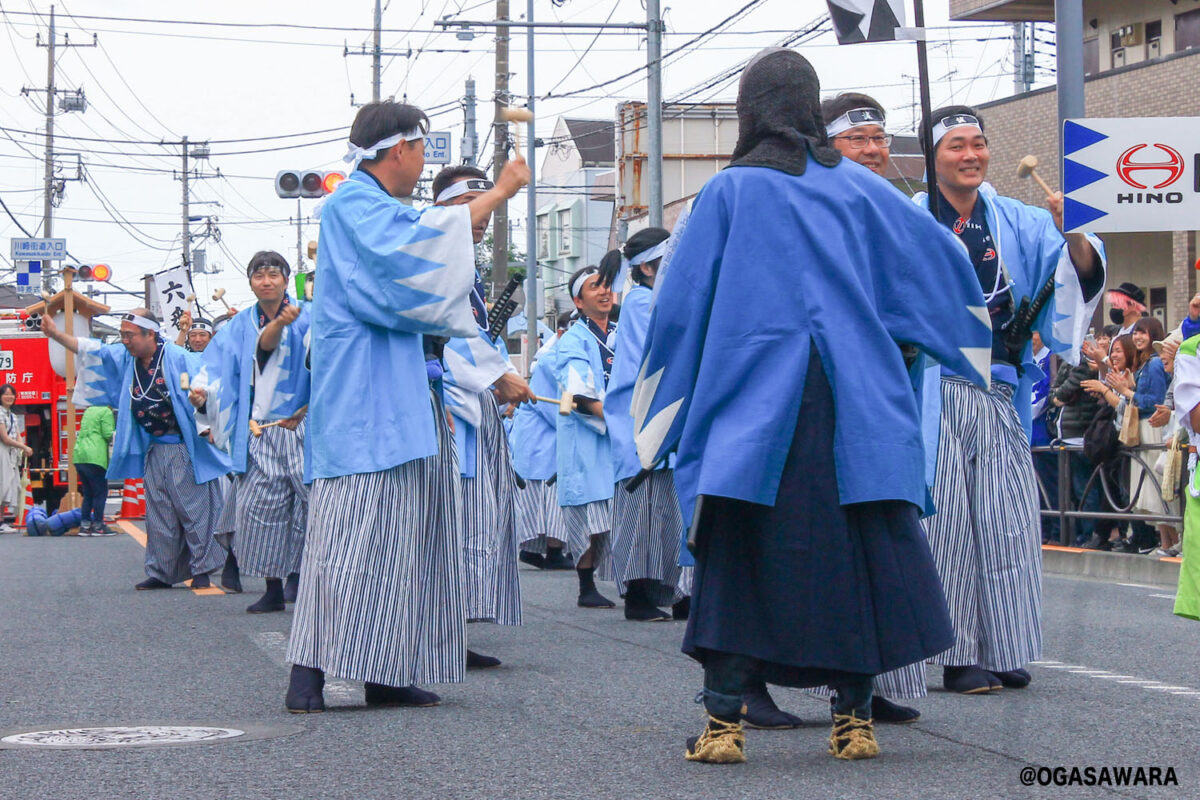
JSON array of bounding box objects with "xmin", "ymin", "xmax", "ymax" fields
[{"xmin": 151, "ymin": 266, "xmax": 195, "ymax": 336}]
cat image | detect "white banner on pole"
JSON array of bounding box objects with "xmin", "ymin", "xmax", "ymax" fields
[
  {"xmin": 1063, "ymin": 117, "xmax": 1200, "ymax": 233},
  {"xmin": 151, "ymin": 266, "xmax": 195, "ymax": 334}
]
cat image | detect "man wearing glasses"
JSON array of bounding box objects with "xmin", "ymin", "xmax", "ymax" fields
[
  {"xmin": 822, "ymin": 93, "xmax": 893, "ymax": 177},
  {"xmin": 41, "ymin": 308, "xmax": 231, "ymax": 590}
]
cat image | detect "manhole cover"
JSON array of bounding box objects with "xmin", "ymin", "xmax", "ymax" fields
[{"xmin": 2, "ymin": 726, "xmax": 244, "ymax": 748}]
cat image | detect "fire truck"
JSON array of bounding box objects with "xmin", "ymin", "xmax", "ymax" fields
[{"xmin": 0, "ymin": 307, "xmax": 90, "ymax": 511}]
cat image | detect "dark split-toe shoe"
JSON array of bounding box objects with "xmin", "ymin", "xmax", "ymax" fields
[
  {"xmin": 741, "ymin": 686, "xmax": 803, "ymax": 730},
  {"xmin": 190, "ymin": 573, "xmax": 211, "ymax": 589},
  {"xmin": 989, "ymin": 668, "xmax": 1032, "ymax": 689},
  {"xmin": 283, "ymin": 572, "xmax": 300, "ymax": 603},
  {"xmin": 518, "ymin": 551, "xmax": 546, "ymax": 569},
  {"xmin": 466, "ymin": 650, "xmax": 502, "ymax": 669},
  {"xmin": 364, "ymin": 683, "xmax": 441, "ymax": 707},
  {"xmin": 672, "ymin": 596, "xmax": 691, "ymax": 621},
  {"xmin": 578, "ymin": 587, "xmax": 616, "ymax": 608},
  {"xmin": 220, "ymin": 553, "xmax": 243, "ymax": 593},
  {"xmin": 247, "ymin": 580, "xmax": 286, "ymax": 614},
  {"xmin": 542, "ymin": 548, "xmax": 575, "ymax": 570},
  {"xmin": 871, "ymin": 695, "xmax": 921, "ymax": 724},
  {"xmin": 285, "ymin": 665, "xmax": 325, "ymax": 713},
  {"xmin": 943, "ymin": 665, "xmax": 1001, "ymax": 694},
  {"xmin": 135, "ymin": 576, "xmax": 172, "ymax": 591}
]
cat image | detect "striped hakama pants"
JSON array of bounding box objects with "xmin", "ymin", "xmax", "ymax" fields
[
  {"xmin": 922, "ymin": 377, "xmax": 1042, "ymax": 672},
  {"xmin": 287, "ymin": 395, "xmax": 467, "ymax": 687},
  {"xmin": 515, "ymin": 479, "xmax": 567, "ymax": 555},
  {"xmin": 561, "ymin": 499, "xmax": 613, "ymax": 580},
  {"xmin": 214, "ymin": 476, "xmax": 237, "ymax": 552},
  {"xmin": 143, "ymin": 442, "xmax": 226, "ymax": 585},
  {"xmin": 808, "ymin": 663, "xmax": 929, "ymax": 701},
  {"xmin": 232, "ymin": 422, "xmax": 308, "ymax": 579},
  {"xmin": 461, "ymin": 393, "xmax": 521, "ymax": 625},
  {"xmin": 611, "ymin": 470, "xmax": 683, "ymax": 606}
]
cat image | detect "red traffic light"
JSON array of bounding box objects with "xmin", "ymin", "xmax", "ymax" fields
[
  {"xmin": 91, "ymin": 264, "xmax": 111, "ymax": 281},
  {"xmin": 322, "ymin": 171, "xmax": 346, "ymax": 194}
]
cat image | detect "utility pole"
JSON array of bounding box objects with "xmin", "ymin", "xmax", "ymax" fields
[
  {"xmin": 492, "ymin": 0, "xmax": 510, "ymax": 300},
  {"xmin": 1055, "ymin": 0, "xmax": 1085, "ymax": 185},
  {"xmin": 462, "ymin": 77, "xmax": 478, "ymax": 166},
  {"xmin": 344, "ymin": 0, "xmax": 410, "ymax": 106},
  {"xmin": 524, "ymin": 0, "xmax": 538, "ymax": 362},
  {"xmin": 181, "ymin": 136, "xmax": 191, "ymax": 270},
  {"xmin": 295, "ymin": 198, "xmax": 303, "ymax": 272},
  {"xmin": 1013, "ymin": 22, "xmax": 1033, "ymax": 94},
  {"xmin": 30, "ymin": 5, "xmax": 95, "ymax": 247},
  {"xmin": 646, "ymin": 0, "xmax": 663, "ymax": 227}
]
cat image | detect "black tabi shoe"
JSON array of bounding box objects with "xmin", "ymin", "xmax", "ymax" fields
[
  {"xmin": 741, "ymin": 685, "xmax": 803, "ymax": 729},
  {"xmin": 283, "ymin": 572, "xmax": 300, "ymax": 603},
  {"xmin": 518, "ymin": 551, "xmax": 546, "ymax": 569},
  {"xmin": 672, "ymin": 596, "xmax": 691, "ymax": 621},
  {"xmin": 220, "ymin": 553, "xmax": 243, "ymax": 594},
  {"xmin": 134, "ymin": 576, "xmax": 172, "ymax": 591},
  {"xmin": 578, "ymin": 587, "xmax": 616, "ymax": 608},
  {"xmin": 943, "ymin": 665, "xmax": 999, "ymax": 695},
  {"xmin": 542, "ymin": 547, "xmax": 574, "ymax": 570},
  {"xmin": 285, "ymin": 665, "xmax": 325, "ymax": 714},
  {"xmin": 364, "ymin": 683, "xmax": 441, "ymax": 707},
  {"xmin": 989, "ymin": 668, "xmax": 1032, "ymax": 689},
  {"xmin": 247, "ymin": 579, "xmax": 286, "ymax": 614},
  {"xmin": 190, "ymin": 573, "xmax": 211, "ymax": 589},
  {"xmin": 623, "ymin": 579, "xmax": 672, "ymax": 621},
  {"xmin": 871, "ymin": 695, "xmax": 921, "ymax": 724},
  {"xmin": 466, "ymin": 649, "xmax": 502, "ymax": 669}
]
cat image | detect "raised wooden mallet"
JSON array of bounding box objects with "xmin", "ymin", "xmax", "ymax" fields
[
  {"xmin": 212, "ymin": 288, "xmax": 233, "ymax": 312},
  {"xmin": 1017, "ymin": 155, "xmax": 1057, "ymax": 201},
  {"xmin": 179, "ymin": 372, "xmax": 190, "ymax": 391},
  {"xmin": 499, "ymin": 106, "xmax": 533, "ymax": 153}
]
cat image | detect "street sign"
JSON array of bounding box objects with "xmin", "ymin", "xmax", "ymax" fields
[
  {"xmin": 11, "ymin": 238, "xmax": 66, "ymax": 261},
  {"xmin": 424, "ymin": 131, "xmax": 452, "ymax": 165},
  {"xmin": 1063, "ymin": 117, "xmax": 1200, "ymax": 233},
  {"xmin": 15, "ymin": 260, "xmax": 42, "ymax": 294}
]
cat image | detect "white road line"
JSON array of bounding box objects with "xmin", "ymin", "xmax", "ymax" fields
[
  {"xmin": 1149, "ymin": 594, "xmax": 1177, "ymax": 600},
  {"xmin": 250, "ymin": 631, "xmax": 359, "ymax": 702}
]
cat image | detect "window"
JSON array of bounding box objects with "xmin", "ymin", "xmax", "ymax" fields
[
  {"xmin": 1084, "ymin": 37, "xmax": 1099, "ymax": 75},
  {"xmin": 1147, "ymin": 19, "xmax": 1162, "ymax": 59},
  {"xmin": 536, "ymin": 214, "xmax": 549, "ymax": 259},
  {"xmin": 1176, "ymin": 8, "xmax": 1200, "ymax": 52},
  {"xmin": 558, "ymin": 209, "xmax": 573, "ymax": 255}
]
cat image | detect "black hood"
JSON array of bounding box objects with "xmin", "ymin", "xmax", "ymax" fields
[{"xmin": 728, "ymin": 48, "xmax": 841, "ymax": 177}]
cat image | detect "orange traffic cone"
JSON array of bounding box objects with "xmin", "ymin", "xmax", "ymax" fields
[
  {"xmin": 17, "ymin": 482, "xmax": 34, "ymax": 527},
  {"xmin": 120, "ymin": 480, "xmax": 144, "ymax": 519},
  {"xmin": 135, "ymin": 479, "xmax": 146, "ymax": 517}
]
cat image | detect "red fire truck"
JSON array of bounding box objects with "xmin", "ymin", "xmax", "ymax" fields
[{"xmin": 0, "ymin": 309, "xmax": 84, "ymax": 511}]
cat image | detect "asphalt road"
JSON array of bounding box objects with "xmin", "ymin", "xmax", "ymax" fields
[{"xmin": 0, "ymin": 529, "xmax": 1196, "ymax": 799}]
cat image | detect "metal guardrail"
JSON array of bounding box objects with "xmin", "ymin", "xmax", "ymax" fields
[{"xmin": 1032, "ymin": 442, "xmax": 1184, "ymax": 546}]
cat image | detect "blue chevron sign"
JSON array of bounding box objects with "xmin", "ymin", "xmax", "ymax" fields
[{"xmin": 1063, "ymin": 117, "xmax": 1200, "ymax": 233}]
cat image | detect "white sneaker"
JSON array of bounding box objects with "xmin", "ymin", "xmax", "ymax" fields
[
  {"xmin": 1151, "ymin": 548, "xmax": 1170, "ymax": 557},
  {"xmin": 0, "ymin": 523, "xmax": 17, "ymax": 534}
]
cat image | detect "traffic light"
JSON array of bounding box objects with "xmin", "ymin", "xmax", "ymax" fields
[
  {"xmin": 74, "ymin": 264, "xmax": 111, "ymax": 281},
  {"xmin": 275, "ymin": 170, "xmax": 346, "ymax": 199}
]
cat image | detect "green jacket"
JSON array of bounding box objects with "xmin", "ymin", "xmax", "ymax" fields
[{"xmin": 74, "ymin": 405, "xmax": 115, "ymax": 468}]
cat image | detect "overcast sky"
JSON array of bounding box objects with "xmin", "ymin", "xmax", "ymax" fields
[{"xmin": 0, "ymin": 0, "xmax": 1050, "ymax": 315}]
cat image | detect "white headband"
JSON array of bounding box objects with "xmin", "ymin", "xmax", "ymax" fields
[
  {"xmin": 931, "ymin": 114, "xmax": 982, "ymax": 147},
  {"xmin": 826, "ymin": 107, "xmax": 886, "ymax": 137},
  {"xmin": 434, "ymin": 178, "xmax": 495, "ymax": 205},
  {"xmin": 343, "ymin": 127, "xmax": 426, "ymax": 170},
  {"xmin": 571, "ymin": 268, "xmax": 598, "ymax": 299},
  {"xmin": 629, "ymin": 240, "xmax": 669, "ymax": 267},
  {"xmin": 122, "ymin": 313, "xmax": 160, "ymax": 333},
  {"xmin": 190, "ymin": 320, "xmax": 213, "ymax": 333}
]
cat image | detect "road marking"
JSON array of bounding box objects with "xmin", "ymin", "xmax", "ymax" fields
[
  {"xmin": 250, "ymin": 631, "xmax": 359, "ymax": 703},
  {"xmin": 114, "ymin": 519, "xmax": 224, "ymax": 596},
  {"xmin": 1149, "ymin": 593, "xmax": 1177, "ymax": 600}
]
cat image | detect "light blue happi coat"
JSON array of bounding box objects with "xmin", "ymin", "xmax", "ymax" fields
[
  {"xmin": 555, "ymin": 320, "xmax": 614, "ymax": 507},
  {"xmin": 73, "ymin": 338, "xmax": 231, "ymax": 483},
  {"xmin": 442, "ymin": 328, "xmax": 516, "ymax": 479},
  {"xmin": 510, "ymin": 334, "xmax": 561, "ymax": 481},
  {"xmin": 913, "ymin": 182, "xmax": 1106, "ymax": 478},
  {"xmin": 308, "ymin": 169, "xmax": 477, "ymax": 480},
  {"xmin": 632, "ymin": 163, "xmax": 994, "ymax": 523},
  {"xmin": 605, "ymin": 284, "xmax": 653, "ymax": 484},
  {"xmin": 192, "ymin": 300, "xmax": 312, "ymax": 475}
]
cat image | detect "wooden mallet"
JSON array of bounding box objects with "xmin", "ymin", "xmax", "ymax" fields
[
  {"xmin": 499, "ymin": 106, "xmax": 533, "ymax": 154},
  {"xmin": 1017, "ymin": 155, "xmax": 1057, "ymax": 201},
  {"xmin": 531, "ymin": 392, "xmax": 578, "ymax": 416},
  {"xmin": 212, "ymin": 288, "xmax": 233, "ymax": 312},
  {"xmin": 180, "ymin": 372, "xmax": 190, "ymax": 391},
  {"xmin": 249, "ymin": 406, "xmax": 308, "ymax": 437}
]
